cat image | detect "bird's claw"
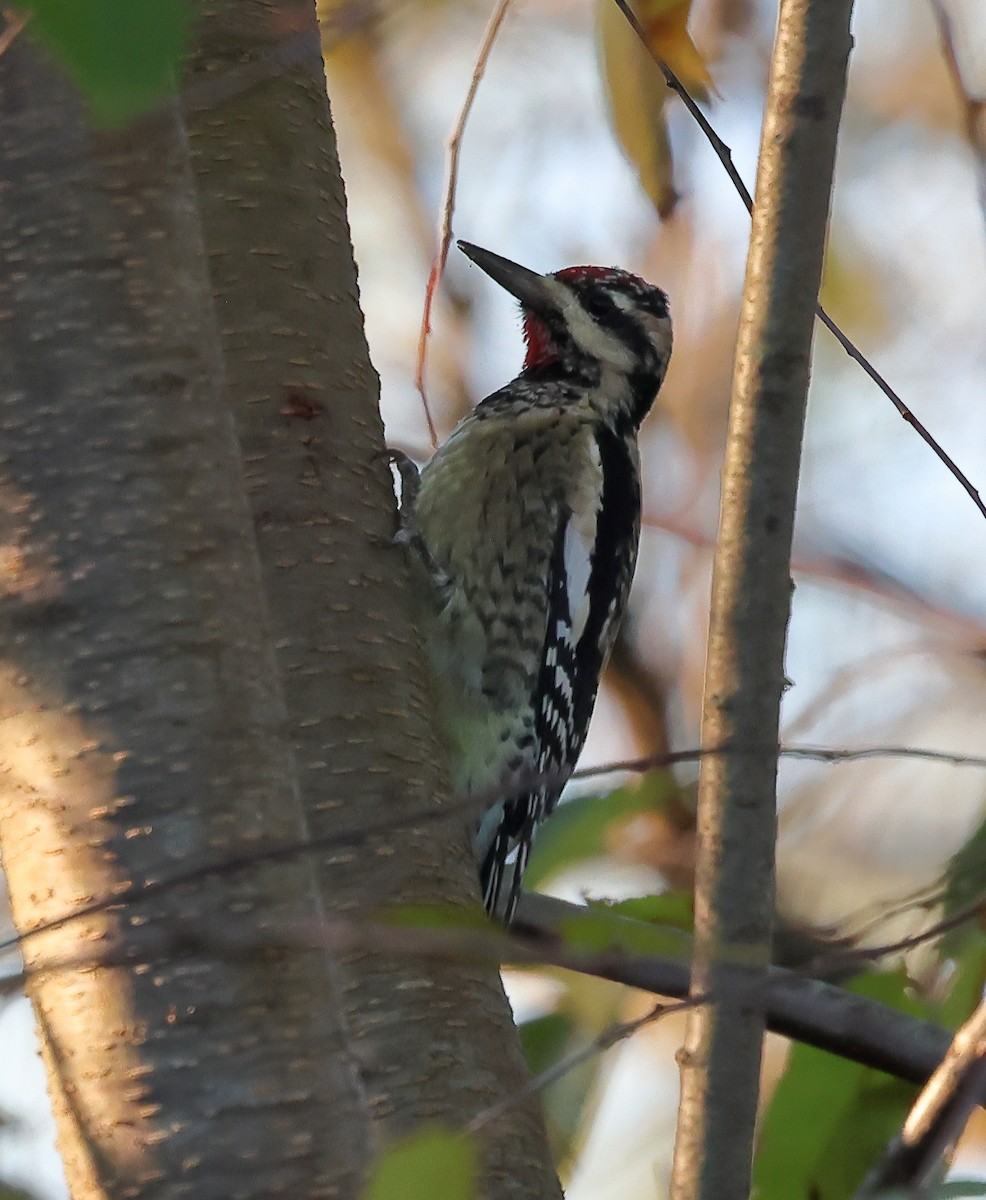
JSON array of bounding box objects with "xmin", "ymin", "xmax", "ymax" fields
[
  {"xmin": 387, "ymin": 448, "xmax": 420, "ymax": 509},
  {"xmin": 385, "ymin": 447, "xmax": 422, "ymax": 546},
  {"xmin": 385, "ymin": 449, "xmax": 451, "ymax": 596}
]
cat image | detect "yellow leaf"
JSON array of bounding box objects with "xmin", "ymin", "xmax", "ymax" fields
[
  {"xmin": 597, "ymin": 0, "xmax": 678, "ymax": 218},
  {"xmin": 638, "ymin": 0, "xmax": 715, "ymax": 99}
]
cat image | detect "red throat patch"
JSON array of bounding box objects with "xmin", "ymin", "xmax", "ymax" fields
[{"xmin": 522, "ymin": 312, "xmax": 556, "ymax": 370}]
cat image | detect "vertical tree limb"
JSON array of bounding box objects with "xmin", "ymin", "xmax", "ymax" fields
[
  {"xmin": 183, "ymin": 3, "xmax": 562, "ymax": 1194},
  {"xmin": 0, "ymin": 28, "xmax": 368, "ymax": 1200},
  {"xmin": 668, "ymin": 3, "xmax": 854, "ymax": 1198}
]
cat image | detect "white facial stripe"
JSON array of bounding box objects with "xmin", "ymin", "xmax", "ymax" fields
[
  {"xmin": 540, "ymin": 276, "xmax": 672, "ymax": 372},
  {"xmin": 560, "ymin": 288, "xmax": 636, "ymax": 370}
]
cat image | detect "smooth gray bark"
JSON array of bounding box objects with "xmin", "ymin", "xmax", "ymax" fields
[
  {"xmin": 0, "ymin": 30, "xmax": 367, "ymax": 1200},
  {"xmin": 668, "ymin": 3, "xmax": 854, "ymax": 1198}
]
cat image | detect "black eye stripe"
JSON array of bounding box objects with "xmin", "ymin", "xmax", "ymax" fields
[
  {"xmin": 641, "ymin": 290, "xmax": 669, "ymax": 318},
  {"xmin": 580, "ymin": 284, "xmax": 668, "ymax": 322},
  {"xmin": 583, "ymin": 291, "xmax": 614, "ymax": 318}
]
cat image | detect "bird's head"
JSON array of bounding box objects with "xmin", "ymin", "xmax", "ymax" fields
[{"xmin": 458, "ymin": 240, "xmax": 672, "ymax": 428}]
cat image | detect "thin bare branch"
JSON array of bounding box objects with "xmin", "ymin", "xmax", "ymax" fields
[
  {"xmin": 516, "ymin": 894, "xmax": 955, "ymax": 1089},
  {"xmin": 647, "ymin": 513, "xmax": 986, "ymax": 643},
  {"xmin": 1, "ymin": 889, "xmax": 966, "ymax": 1107},
  {"xmin": 4, "ymin": 736, "xmax": 983, "ymax": 968},
  {"xmin": 415, "ymin": 0, "xmax": 512, "ymax": 448},
  {"xmin": 815, "ymin": 306, "xmax": 986, "ymax": 520},
  {"xmin": 805, "ymin": 896, "xmax": 986, "ymax": 977},
  {"xmin": 0, "ymin": 795, "xmax": 466, "ymax": 961},
  {"xmin": 901, "ymin": 1004, "xmax": 986, "ymax": 1146},
  {"xmin": 858, "ymin": 997, "xmax": 986, "ymax": 1195},
  {"xmin": 611, "ymin": 0, "xmax": 986, "ymax": 524},
  {"xmin": 468, "ymin": 998, "xmax": 698, "ymax": 1134},
  {"xmin": 646, "ymin": 512, "xmax": 986, "ymax": 642},
  {"xmin": 573, "ymin": 743, "xmax": 986, "ymax": 782},
  {"xmin": 0, "ymin": 8, "xmax": 29, "ymax": 58},
  {"xmin": 781, "ymin": 743, "xmax": 986, "ymax": 769},
  {"xmin": 610, "ymin": 0, "xmax": 752, "ymax": 208}
]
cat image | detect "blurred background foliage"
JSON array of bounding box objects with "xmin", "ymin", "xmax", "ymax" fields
[{"xmin": 2, "ymin": 0, "xmax": 986, "ymax": 1196}]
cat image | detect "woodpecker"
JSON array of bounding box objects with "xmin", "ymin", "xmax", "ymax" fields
[{"xmin": 397, "ymin": 240, "xmax": 672, "ymax": 922}]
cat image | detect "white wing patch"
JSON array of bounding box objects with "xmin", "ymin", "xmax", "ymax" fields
[{"xmin": 562, "ymin": 511, "xmax": 595, "ymax": 645}]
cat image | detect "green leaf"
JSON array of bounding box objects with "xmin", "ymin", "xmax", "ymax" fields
[
  {"xmin": 929, "ymin": 821, "xmax": 986, "ymax": 1030},
  {"xmin": 519, "ymin": 1013, "xmax": 573, "ymax": 1079},
  {"xmin": 851, "ymin": 967, "xmax": 936, "ymax": 1022},
  {"xmin": 753, "ymin": 971, "xmax": 922, "ymax": 1200},
  {"xmin": 517, "ymin": 1010, "xmax": 598, "ymax": 1156},
  {"xmin": 935, "ymin": 928, "xmax": 986, "ymax": 1031},
  {"xmin": 526, "ymin": 771, "xmax": 677, "ymax": 887},
  {"xmin": 604, "ymin": 892, "xmax": 694, "ymax": 930},
  {"xmin": 21, "ymin": 0, "xmax": 188, "ymax": 123},
  {"xmin": 554, "ymin": 893, "xmax": 692, "ymax": 960},
  {"xmin": 942, "ymin": 816, "xmax": 986, "ymax": 934},
  {"xmin": 363, "ymin": 1129, "xmax": 477, "ymax": 1200},
  {"xmin": 378, "ymin": 902, "xmax": 492, "ymax": 933}
]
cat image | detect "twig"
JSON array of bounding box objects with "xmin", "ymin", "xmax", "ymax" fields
[
  {"xmin": 648, "ymin": 513, "xmax": 986, "ymax": 644},
  {"xmin": 573, "ymin": 743, "xmax": 986, "ymax": 783},
  {"xmin": 3, "ymin": 888, "xmax": 965, "ymax": 1107},
  {"xmin": 468, "ymin": 997, "xmax": 697, "ymax": 1133},
  {"xmin": 610, "ymin": 0, "xmax": 752, "ymax": 209},
  {"xmin": 610, "ymin": 0, "xmax": 986, "ymax": 525},
  {"xmin": 857, "ymin": 996, "xmax": 986, "ymax": 1195},
  {"xmin": 2, "ymin": 737, "xmax": 982, "ymax": 966},
  {"xmin": 646, "ymin": 512, "xmax": 986, "ymax": 642},
  {"xmin": 515, "ymin": 893, "xmax": 955, "ymax": 1089},
  {"xmin": 415, "ymin": 0, "xmax": 512, "ymax": 449},
  {"xmin": 816, "ymin": 306, "xmax": 986, "ymax": 520},
  {"xmin": 794, "ymin": 892, "xmax": 986, "ymax": 983},
  {"xmin": 0, "ymin": 797, "xmax": 470, "ymax": 960},
  {"xmin": 0, "ymin": 8, "xmax": 29, "ymax": 58}
]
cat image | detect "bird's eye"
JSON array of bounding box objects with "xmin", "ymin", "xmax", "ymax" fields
[{"xmin": 584, "ymin": 293, "xmax": 611, "ymax": 319}]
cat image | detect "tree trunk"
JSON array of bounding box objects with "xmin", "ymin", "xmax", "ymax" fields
[
  {"xmin": 182, "ymin": 5, "xmax": 562, "ymax": 1195},
  {"xmin": 0, "ymin": 30, "xmax": 368, "ymax": 1200}
]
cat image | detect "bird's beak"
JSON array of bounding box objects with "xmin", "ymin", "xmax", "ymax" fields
[{"xmin": 458, "ymin": 241, "xmax": 554, "ymax": 313}]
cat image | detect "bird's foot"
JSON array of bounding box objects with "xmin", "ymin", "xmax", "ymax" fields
[{"xmin": 385, "ymin": 448, "xmax": 421, "ymax": 548}]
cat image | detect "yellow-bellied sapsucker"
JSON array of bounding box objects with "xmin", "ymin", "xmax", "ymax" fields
[{"xmin": 396, "ymin": 241, "xmax": 672, "ymax": 922}]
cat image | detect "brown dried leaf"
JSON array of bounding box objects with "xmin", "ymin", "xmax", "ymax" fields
[{"xmin": 597, "ymin": 0, "xmax": 678, "ymax": 218}]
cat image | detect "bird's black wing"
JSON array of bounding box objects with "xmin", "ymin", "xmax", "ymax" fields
[{"xmin": 480, "ymin": 424, "xmax": 641, "ymax": 921}]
